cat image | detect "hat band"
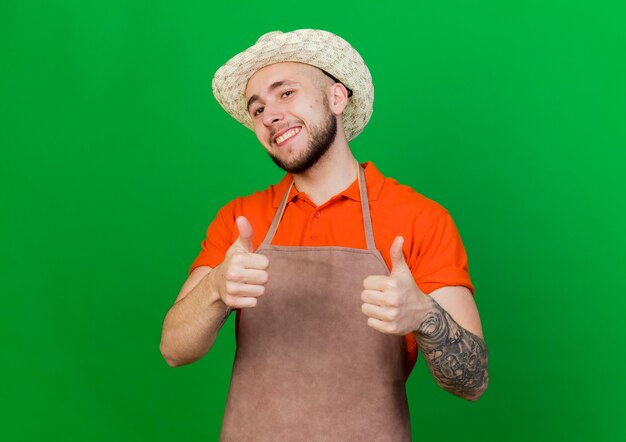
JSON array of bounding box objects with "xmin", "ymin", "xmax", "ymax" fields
[{"xmin": 320, "ymin": 69, "xmax": 354, "ymax": 98}]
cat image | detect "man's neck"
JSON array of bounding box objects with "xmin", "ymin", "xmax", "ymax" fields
[{"xmin": 292, "ymin": 140, "xmax": 358, "ymax": 207}]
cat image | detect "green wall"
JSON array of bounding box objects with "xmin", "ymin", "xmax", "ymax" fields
[{"xmin": 2, "ymin": 1, "xmax": 624, "ymax": 440}]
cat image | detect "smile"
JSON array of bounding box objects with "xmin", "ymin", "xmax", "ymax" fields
[{"xmin": 274, "ymin": 127, "xmax": 302, "ymax": 145}]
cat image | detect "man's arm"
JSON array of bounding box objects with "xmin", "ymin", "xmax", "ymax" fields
[
  {"xmin": 159, "ymin": 216, "xmax": 268, "ymax": 367},
  {"xmin": 159, "ymin": 266, "xmax": 231, "ymax": 367},
  {"xmin": 417, "ymin": 286, "xmax": 488, "ymax": 401},
  {"xmin": 361, "ymin": 236, "xmax": 488, "ymax": 401}
]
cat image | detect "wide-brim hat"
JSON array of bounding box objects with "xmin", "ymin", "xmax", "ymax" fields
[{"xmin": 212, "ymin": 29, "xmax": 374, "ymax": 142}]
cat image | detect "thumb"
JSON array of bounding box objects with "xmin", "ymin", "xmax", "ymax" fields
[
  {"xmin": 235, "ymin": 216, "xmax": 254, "ymax": 252},
  {"xmin": 390, "ymin": 236, "xmax": 409, "ymax": 275}
]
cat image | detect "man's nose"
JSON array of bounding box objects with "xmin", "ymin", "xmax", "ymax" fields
[{"xmin": 262, "ymin": 105, "xmax": 283, "ymax": 127}]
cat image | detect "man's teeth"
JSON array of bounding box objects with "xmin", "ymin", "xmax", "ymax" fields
[{"xmin": 276, "ymin": 128, "xmax": 300, "ymax": 144}]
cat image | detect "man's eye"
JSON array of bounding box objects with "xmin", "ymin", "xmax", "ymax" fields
[
  {"xmin": 282, "ymin": 90, "xmax": 294, "ymax": 97},
  {"xmin": 253, "ymin": 107, "xmax": 264, "ymax": 116}
]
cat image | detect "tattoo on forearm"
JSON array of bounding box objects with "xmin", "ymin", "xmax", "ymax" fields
[{"xmin": 415, "ymin": 302, "xmax": 489, "ymax": 399}]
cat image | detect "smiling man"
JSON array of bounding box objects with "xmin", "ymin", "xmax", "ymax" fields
[
  {"xmin": 160, "ymin": 29, "xmax": 488, "ymax": 441},
  {"xmin": 246, "ymin": 63, "xmax": 339, "ymax": 175}
]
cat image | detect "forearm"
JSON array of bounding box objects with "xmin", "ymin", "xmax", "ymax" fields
[
  {"xmin": 413, "ymin": 297, "xmax": 489, "ymax": 401},
  {"xmin": 160, "ymin": 271, "xmax": 231, "ymax": 367}
]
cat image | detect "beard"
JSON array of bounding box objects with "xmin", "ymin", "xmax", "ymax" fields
[{"xmin": 268, "ymin": 107, "xmax": 337, "ymax": 174}]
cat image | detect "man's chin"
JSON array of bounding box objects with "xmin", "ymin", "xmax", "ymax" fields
[{"xmin": 268, "ymin": 152, "xmax": 310, "ymax": 174}]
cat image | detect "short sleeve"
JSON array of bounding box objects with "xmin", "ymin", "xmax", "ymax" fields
[
  {"xmin": 189, "ymin": 201, "xmax": 238, "ymax": 273},
  {"xmin": 411, "ymin": 210, "xmax": 474, "ymax": 295}
]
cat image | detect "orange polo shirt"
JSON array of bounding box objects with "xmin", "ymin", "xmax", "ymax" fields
[{"xmin": 191, "ymin": 162, "xmax": 474, "ymax": 374}]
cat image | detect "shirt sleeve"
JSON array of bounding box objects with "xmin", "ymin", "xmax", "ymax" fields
[
  {"xmin": 189, "ymin": 201, "xmax": 238, "ymax": 273},
  {"xmin": 411, "ymin": 210, "xmax": 474, "ymax": 295}
]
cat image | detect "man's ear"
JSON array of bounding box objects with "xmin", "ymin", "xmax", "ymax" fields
[{"xmin": 328, "ymin": 82, "xmax": 349, "ymax": 115}]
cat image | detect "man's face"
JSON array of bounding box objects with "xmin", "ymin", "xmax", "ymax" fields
[{"xmin": 244, "ymin": 62, "xmax": 338, "ymax": 174}]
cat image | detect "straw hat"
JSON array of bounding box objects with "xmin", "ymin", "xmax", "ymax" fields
[{"xmin": 212, "ymin": 29, "xmax": 374, "ymax": 141}]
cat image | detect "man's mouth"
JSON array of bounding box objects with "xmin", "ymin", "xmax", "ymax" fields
[{"xmin": 274, "ymin": 127, "xmax": 302, "ymax": 145}]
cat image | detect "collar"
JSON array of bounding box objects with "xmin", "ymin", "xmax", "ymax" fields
[{"xmin": 271, "ymin": 161, "xmax": 385, "ymax": 208}]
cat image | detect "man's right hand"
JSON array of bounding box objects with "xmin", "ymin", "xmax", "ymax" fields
[{"xmin": 209, "ymin": 216, "xmax": 269, "ymax": 309}]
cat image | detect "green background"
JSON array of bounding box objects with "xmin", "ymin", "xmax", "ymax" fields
[{"xmin": 2, "ymin": 0, "xmax": 624, "ymax": 440}]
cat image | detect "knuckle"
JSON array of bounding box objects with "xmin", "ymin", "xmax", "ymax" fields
[
  {"xmin": 388, "ymin": 308, "xmax": 400, "ymax": 320},
  {"xmin": 387, "ymin": 295, "xmax": 399, "ymax": 307},
  {"xmin": 222, "ymin": 295, "xmax": 234, "ymax": 307},
  {"xmin": 237, "ymin": 297, "xmax": 257, "ymax": 308},
  {"xmin": 225, "ymin": 270, "xmax": 240, "ymax": 281},
  {"xmin": 225, "ymin": 281, "xmax": 237, "ymax": 294},
  {"xmin": 364, "ymin": 276, "xmax": 379, "ymax": 289},
  {"xmin": 230, "ymin": 253, "xmax": 244, "ymax": 265}
]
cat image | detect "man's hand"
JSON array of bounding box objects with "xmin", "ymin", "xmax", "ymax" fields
[
  {"xmin": 361, "ymin": 236, "xmax": 433, "ymax": 335},
  {"xmin": 209, "ymin": 216, "xmax": 269, "ymax": 309}
]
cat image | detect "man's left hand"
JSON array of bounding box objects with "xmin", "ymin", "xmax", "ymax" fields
[{"xmin": 361, "ymin": 236, "xmax": 434, "ymax": 335}]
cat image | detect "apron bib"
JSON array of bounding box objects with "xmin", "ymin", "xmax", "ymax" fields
[{"xmin": 221, "ymin": 165, "xmax": 411, "ymax": 441}]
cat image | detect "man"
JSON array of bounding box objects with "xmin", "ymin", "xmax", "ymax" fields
[{"xmin": 160, "ymin": 29, "xmax": 488, "ymax": 440}]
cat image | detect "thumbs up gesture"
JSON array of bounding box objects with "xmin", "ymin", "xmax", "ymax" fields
[
  {"xmin": 210, "ymin": 216, "xmax": 269, "ymax": 309},
  {"xmin": 361, "ymin": 236, "xmax": 429, "ymax": 335}
]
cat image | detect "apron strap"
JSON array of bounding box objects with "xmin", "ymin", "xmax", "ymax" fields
[
  {"xmin": 357, "ymin": 164, "xmax": 377, "ymax": 251},
  {"xmin": 260, "ymin": 163, "xmax": 377, "ymax": 251},
  {"xmin": 260, "ymin": 180, "xmax": 294, "ymax": 249}
]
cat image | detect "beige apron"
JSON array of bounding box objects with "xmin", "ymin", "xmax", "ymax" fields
[{"xmin": 221, "ymin": 166, "xmax": 411, "ymax": 441}]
